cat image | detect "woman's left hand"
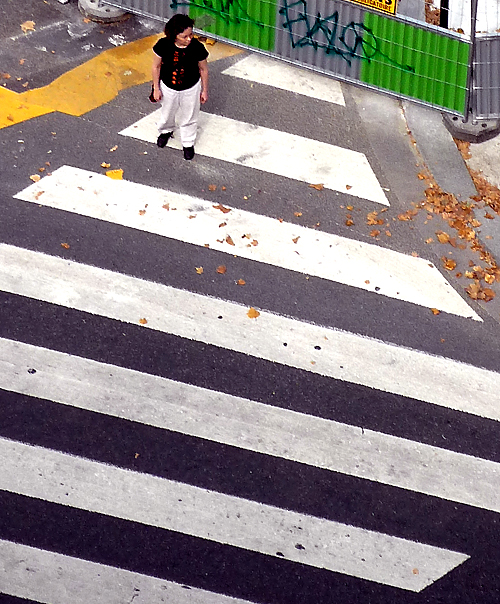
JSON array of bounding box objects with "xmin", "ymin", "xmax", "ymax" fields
[{"xmin": 200, "ymin": 89, "xmax": 208, "ymax": 104}]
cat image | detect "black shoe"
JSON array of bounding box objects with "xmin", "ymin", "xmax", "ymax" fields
[
  {"xmin": 157, "ymin": 132, "xmax": 173, "ymax": 148},
  {"xmin": 183, "ymin": 146, "xmax": 195, "ymax": 160}
]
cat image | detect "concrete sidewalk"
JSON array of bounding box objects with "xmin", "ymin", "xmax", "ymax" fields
[{"xmin": 401, "ymin": 102, "xmax": 500, "ymax": 320}]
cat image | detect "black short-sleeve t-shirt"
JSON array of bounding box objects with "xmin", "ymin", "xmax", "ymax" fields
[{"xmin": 153, "ymin": 37, "xmax": 208, "ymax": 91}]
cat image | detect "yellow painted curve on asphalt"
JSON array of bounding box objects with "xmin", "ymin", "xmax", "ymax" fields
[{"xmin": 0, "ymin": 34, "xmax": 241, "ymax": 130}]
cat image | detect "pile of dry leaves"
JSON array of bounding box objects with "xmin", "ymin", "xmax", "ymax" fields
[{"xmin": 405, "ymin": 145, "xmax": 500, "ymax": 302}]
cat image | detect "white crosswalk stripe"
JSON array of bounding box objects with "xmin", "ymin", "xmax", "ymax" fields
[
  {"xmin": 119, "ymin": 110, "xmax": 389, "ymax": 205},
  {"xmin": 0, "ymin": 540, "xmax": 255, "ymax": 604},
  {"xmin": 0, "ymin": 56, "xmax": 495, "ymax": 604},
  {"xmin": 14, "ymin": 166, "xmax": 479, "ymax": 319},
  {"xmin": 221, "ymin": 54, "xmax": 346, "ymax": 106}
]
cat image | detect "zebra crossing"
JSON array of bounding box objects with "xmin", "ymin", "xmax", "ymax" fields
[
  {"xmin": 1, "ymin": 338, "xmax": 499, "ymax": 510},
  {"xmin": 13, "ymin": 165, "xmax": 479, "ymax": 318},
  {"xmin": 1, "ymin": 54, "xmax": 499, "ymax": 604}
]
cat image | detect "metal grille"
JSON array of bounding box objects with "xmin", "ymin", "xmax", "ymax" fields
[{"xmin": 474, "ymin": 35, "xmax": 500, "ymax": 119}]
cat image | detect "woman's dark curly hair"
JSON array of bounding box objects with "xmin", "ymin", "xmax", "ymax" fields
[{"xmin": 164, "ymin": 13, "xmax": 195, "ymax": 40}]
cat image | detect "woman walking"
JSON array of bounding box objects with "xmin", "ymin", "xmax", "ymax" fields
[{"xmin": 152, "ymin": 14, "xmax": 209, "ymax": 160}]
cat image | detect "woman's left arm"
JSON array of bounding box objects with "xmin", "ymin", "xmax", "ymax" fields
[{"xmin": 199, "ymin": 59, "xmax": 208, "ymax": 104}]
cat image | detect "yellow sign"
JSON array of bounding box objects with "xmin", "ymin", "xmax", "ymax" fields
[{"xmin": 349, "ymin": 0, "xmax": 397, "ymax": 15}]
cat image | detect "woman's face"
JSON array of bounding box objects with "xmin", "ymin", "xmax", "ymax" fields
[{"xmin": 175, "ymin": 27, "xmax": 193, "ymax": 48}]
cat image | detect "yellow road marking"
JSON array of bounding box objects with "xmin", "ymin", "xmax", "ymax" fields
[
  {"xmin": 0, "ymin": 34, "xmax": 241, "ymax": 129},
  {"xmin": 0, "ymin": 88, "xmax": 54, "ymax": 129}
]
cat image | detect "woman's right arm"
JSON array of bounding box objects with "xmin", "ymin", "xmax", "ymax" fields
[{"xmin": 152, "ymin": 52, "xmax": 162, "ymax": 102}]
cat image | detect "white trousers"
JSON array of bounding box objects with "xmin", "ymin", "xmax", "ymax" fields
[{"xmin": 157, "ymin": 80, "xmax": 201, "ymax": 147}]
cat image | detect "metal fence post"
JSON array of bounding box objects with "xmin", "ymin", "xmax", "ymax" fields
[
  {"xmin": 443, "ymin": 0, "xmax": 500, "ymax": 141},
  {"xmin": 465, "ymin": 0, "xmax": 479, "ymax": 122}
]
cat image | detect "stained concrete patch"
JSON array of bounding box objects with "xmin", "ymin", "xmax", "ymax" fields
[{"xmin": 0, "ymin": 0, "xmax": 65, "ymax": 39}]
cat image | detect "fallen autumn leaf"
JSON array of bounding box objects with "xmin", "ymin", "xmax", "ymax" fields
[
  {"xmin": 436, "ymin": 231, "xmax": 451, "ymax": 244},
  {"xmin": 106, "ymin": 169, "xmax": 123, "ymax": 180},
  {"xmin": 367, "ymin": 211, "xmax": 384, "ymax": 226},
  {"xmin": 21, "ymin": 21, "xmax": 35, "ymax": 33},
  {"xmin": 442, "ymin": 257, "xmax": 457, "ymax": 271},
  {"xmin": 213, "ymin": 203, "xmax": 231, "ymax": 213}
]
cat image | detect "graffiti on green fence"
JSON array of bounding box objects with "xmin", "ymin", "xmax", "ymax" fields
[
  {"xmin": 280, "ymin": 0, "xmax": 414, "ymax": 72},
  {"xmin": 170, "ymin": 0, "xmax": 265, "ymax": 27}
]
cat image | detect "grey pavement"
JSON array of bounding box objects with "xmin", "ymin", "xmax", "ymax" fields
[{"xmin": 0, "ymin": 0, "xmax": 159, "ymax": 92}]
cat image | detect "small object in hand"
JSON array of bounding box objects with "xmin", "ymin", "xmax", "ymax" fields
[{"xmin": 149, "ymin": 84, "xmax": 157, "ymax": 103}]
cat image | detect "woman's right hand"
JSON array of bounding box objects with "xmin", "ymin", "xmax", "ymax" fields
[{"xmin": 153, "ymin": 87, "xmax": 162, "ymax": 102}]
